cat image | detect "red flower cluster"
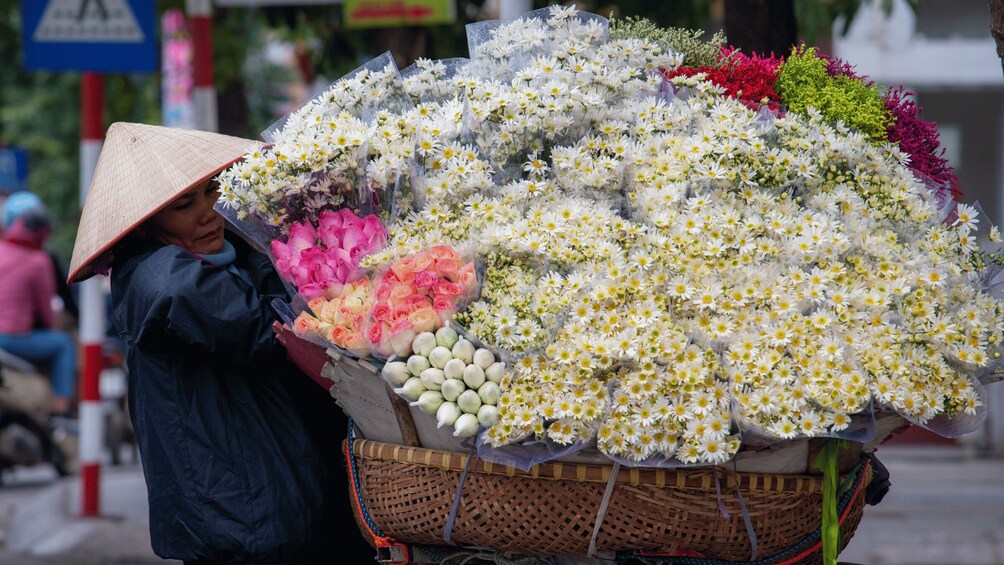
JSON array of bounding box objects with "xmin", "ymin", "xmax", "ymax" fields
[
  {"xmin": 661, "ymin": 45, "xmax": 962, "ymax": 200},
  {"xmin": 665, "ymin": 48, "xmax": 784, "ymax": 111}
]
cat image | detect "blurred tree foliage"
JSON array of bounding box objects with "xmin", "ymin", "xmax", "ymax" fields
[
  {"xmin": 0, "ymin": 3, "xmax": 161, "ymax": 260},
  {"xmin": 0, "ymin": 0, "xmax": 910, "ymax": 263}
]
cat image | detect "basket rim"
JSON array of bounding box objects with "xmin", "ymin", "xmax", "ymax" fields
[{"xmin": 353, "ymin": 438, "xmax": 849, "ymax": 494}]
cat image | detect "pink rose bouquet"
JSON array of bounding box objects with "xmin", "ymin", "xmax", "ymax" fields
[{"xmin": 271, "ymin": 209, "xmax": 388, "ymax": 300}]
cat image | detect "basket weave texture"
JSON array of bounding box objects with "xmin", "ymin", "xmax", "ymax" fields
[{"xmin": 350, "ymin": 439, "xmax": 872, "ymax": 562}]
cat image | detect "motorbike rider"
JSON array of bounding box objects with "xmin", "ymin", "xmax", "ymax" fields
[{"xmin": 0, "ymin": 193, "xmax": 77, "ymax": 419}]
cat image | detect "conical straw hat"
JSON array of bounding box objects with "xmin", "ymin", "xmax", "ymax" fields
[{"xmin": 68, "ymin": 122, "xmax": 257, "ymax": 283}]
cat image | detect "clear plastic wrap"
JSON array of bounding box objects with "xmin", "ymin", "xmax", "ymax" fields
[{"xmin": 216, "ymin": 5, "xmax": 1004, "ymax": 469}]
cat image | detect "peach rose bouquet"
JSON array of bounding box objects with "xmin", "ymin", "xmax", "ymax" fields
[
  {"xmin": 366, "ymin": 245, "xmax": 479, "ymax": 358},
  {"xmin": 292, "ymin": 278, "xmax": 375, "ymax": 356},
  {"xmin": 288, "ymin": 244, "xmax": 478, "ymax": 359}
]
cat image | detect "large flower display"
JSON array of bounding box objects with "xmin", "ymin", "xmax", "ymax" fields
[{"xmin": 217, "ymin": 7, "xmax": 1004, "ymax": 467}]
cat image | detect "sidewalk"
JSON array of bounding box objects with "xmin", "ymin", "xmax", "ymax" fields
[
  {"xmin": 0, "ymin": 444, "xmax": 1000, "ymax": 564},
  {"xmin": 0, "ymin": 463, "xmax": 174, "ymax": 565}
]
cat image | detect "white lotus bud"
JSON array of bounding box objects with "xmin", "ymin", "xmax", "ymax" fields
[
  {"xmin": 484, "ymin": 361, "xmax": 506, "ymax": 383},
  {"xmin": 440, "ymin": 378, "xmax": 466, "ymax": 402},
  {"xmin": 436, "ymin": 401, "xmax": 461, "ymax": 428},
  {"xmin": 435, "ymin": 325, "xmax": 459, "ymax": 349},
  {"xmin": 443, "ymin": 358, "xmax": 467, "ymax": 381},
  {"xmin": 428, "ymin": 346, "xmax": 453, "ymax": 369},
  {"xmin": 412, "ymin": 332, "xmax": 437, "ymax": 357},
  {"xmin": 462, "ymin": 364, "xmax": 486, "ymax": 390},
  {"xmin": 456, "ymin": 389, "xmax": 482, "ymax": 414},
  {"xmin": 453, "ymin": 413, "xmax": 479, "ymax": 437},
  {"xmin": 395, "ymin": 377, "xmax": 426, "ymax": 402},
  {"xmin": 420, "ymin": 367, "xmax": 446, "ymax": 391},
  {"xmin": 382, "ymin": 361, "xmax": 411, "ymax": 387},
  {"xmin": 472, "ymin": 348, "xmax": 496, "ymax": 369},
  {"xmin": 477, "ymin": 381, "xmax": 500, "ymax": 406},
  {"xmin": 477, "ymin": 404, "xmax": 498, "ymax": 428},
  {"xmin": 406, "ymin": 355, "xmax": 431, "ymax": 377},
  {"xmin": 451, "ymin": 338, "xmax": 475, "ymax": 364},
  {"xmin": 411, "ymin": 390, "xmax": 444, "ymax": 416}
]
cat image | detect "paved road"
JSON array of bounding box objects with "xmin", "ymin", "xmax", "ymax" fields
[
  {"xmin": 839, "ymin": 445, "xmax": 1004, "ymax": 565},
  {"xmin": 0, "ymin": 444, "xmax": 1000, "ymax": 565}
]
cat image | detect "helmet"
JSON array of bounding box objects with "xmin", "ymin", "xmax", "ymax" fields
[{"xmin": 2, "ymin": 192, "xmax": 46, "ymax": 229}]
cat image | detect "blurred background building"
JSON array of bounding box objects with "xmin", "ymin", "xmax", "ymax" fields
[
  {"xmin": 834, "ymin": 0, "xmax": 1003, "ymax": 221},
  {"xmin": 833, "ymin": 0, "xmax": 1004, "ymax": 452}
]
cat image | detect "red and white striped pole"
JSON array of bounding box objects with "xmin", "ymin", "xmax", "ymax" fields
[
  {"xmin": 79, "ymin": 72, "xmax": 106, "ymax": 517},
  {"xmin": 187, "ymin": 0, "xmax": 218, "ymax": 132}
]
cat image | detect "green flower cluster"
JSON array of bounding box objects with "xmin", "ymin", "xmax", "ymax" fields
[{"xmin": 776, "ymin": 46, "xmax": 888, "ymax": 142}]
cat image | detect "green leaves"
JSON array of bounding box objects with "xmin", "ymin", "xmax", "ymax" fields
[{"xmin": 813, "ymin": 439, "xmax": 850, "ymax": 565}]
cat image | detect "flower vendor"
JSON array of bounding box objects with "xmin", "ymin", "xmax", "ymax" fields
[{"xmin": 67, "ymin": 123, "xmax": 373, "ymax": 564}]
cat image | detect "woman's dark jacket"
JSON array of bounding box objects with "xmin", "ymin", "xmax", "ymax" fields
[{"xmin": 110, "ymin": 234, "xmax": 348, "ymax": 563}]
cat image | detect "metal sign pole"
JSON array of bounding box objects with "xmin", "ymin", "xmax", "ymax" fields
[
  {"xmin": 79, "ymin": 72, "xmax": 106, "ymax": 517},
  {"xmin": 187, "ymin": 0, "xmax": 218, "ymax": 132},
  {"xmin": 21, "ymin": 1, "xmax": 157, "ymax": 517}
]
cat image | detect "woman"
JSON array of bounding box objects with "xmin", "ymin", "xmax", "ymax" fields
[
  {"xmin": 68, "ymin": 123, "xmax": 372, "ymax": 564},
  {"xmin": 0, "ymin": 192, "xmax": 77, "ymax": 417}
]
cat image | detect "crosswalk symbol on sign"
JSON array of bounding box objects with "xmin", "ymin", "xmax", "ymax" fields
[{"xmin": 33, "ymin": 0, "xmax": 144, "ymax": 43}]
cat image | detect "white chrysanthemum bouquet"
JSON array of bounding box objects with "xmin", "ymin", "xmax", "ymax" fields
[{"xmin": 219, "ymin": 6, "xmax": 1004, "ymax": 467}]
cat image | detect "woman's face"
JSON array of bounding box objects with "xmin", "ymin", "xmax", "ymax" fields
[{"xmin": 145, "ymin": 178, "xmax": 225, "ymax": 255}]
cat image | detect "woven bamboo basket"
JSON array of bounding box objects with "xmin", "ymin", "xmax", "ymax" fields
[
  {"xmin": 321, "ymin": 350, "xmax": 882, "ymax": 562},
  {"xmin": 345, "ymin": 437, "xmax": 874, "ymax": 564}
]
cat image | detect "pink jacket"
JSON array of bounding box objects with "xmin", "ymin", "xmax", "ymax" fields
[{"xmin": 0, "ymin": 238, "xmax": 56, "ymax": 334}]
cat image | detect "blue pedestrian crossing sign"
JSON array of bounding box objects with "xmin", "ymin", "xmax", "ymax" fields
[{"xmin": 22, "ymin": 0, "xmax": 157, "ymax": 73}]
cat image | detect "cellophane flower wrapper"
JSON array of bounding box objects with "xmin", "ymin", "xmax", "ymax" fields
[
  {"xmin": 401, "ymin": 57, "xmax": 469, "ymax": 106},
  {"xmin": 219, "ymin": 53, "xmax": 407, "ymax": 241},
  {"xmin": 398, "ymin": 311, "xmax": 597, "ymax": 472},
  {"xmin": 446, "ymin": 302, "xmax": 598, "ymax": 470},
  {"xmin": 227, "ymin": 5, "xmax": 1004, "ymax": 469},
  {"xmin": 377, "ymin": 6, "xmax": 1004, "ymax": 467}
]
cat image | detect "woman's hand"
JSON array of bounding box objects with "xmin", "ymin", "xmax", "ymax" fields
[{"xmin": 273, "ymin": 321, "xmax": 333, "ymax": 391}]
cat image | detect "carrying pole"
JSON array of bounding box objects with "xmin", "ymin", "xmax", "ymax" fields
[{"xmin": 79, "ymin": 72, "xmax": 106, "ymax": 517}]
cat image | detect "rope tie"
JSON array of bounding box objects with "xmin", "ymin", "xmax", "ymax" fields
[
  {"xmin": 443, "ymin": 442, "xmax": 478, "ymax": 546},
  {"xmin": 587, "ymin": 461, "xmax": 621, "ymax": 557},
  {"xmin": 731, "ymin": 465, "xmax": 759, "ymax": 561},
  {"xmin": 712, "ymin": 471, "xmax": 730, "ymax": 519}
]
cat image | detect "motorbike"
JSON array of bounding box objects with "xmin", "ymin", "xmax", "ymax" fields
[
  {"xmin": 0, "ymin": 348, "xmax": 75, "ymax": 482},
  {"xmin": 99, "ymin": 338, "xmax": 135, "ymax": 466}
]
